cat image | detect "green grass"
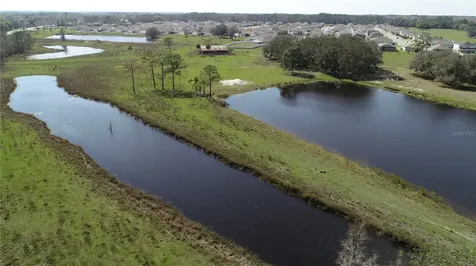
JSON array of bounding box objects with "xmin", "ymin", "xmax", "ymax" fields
[
  {"xmin": 0, "ymin": 77, "xmax": 261, "ymax": 265},
  {"xmin": 377, "ymin": 50, "xmax": 476, "ymax": 111},
  {"xmin": 3, "ymin": 35, "xmax": 476, "ymax": 265},
  {"xmin": 382, "ymin": 50, "xmax": 414, "ymax": 69},
  {"xmin": 411, "ymin": 28, "xmax": 476, "ymax": 43}
]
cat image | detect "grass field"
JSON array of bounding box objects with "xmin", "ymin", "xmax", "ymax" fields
[
  {"xmin": 0, "ymin": 77, "xmax": 261, "ymax": 265},
  {"xmin": 411, "ymin": 28, "xmax": 476, "ymax": 43},
  {"xmin": 2, "ymin": 33, "xmax": 476, "ymax": 264},
  {"xmin": 377, "ymin": 50, "xmax": 476, "ymax": 111}
]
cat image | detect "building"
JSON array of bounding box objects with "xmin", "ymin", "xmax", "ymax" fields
[
  {"xmin": 378, "ymin": 43, "xmax": 397, "ymax": 52},
  {"xmin": 199, "ymin": 45, "xmax": 229, "ymax": 55},
  {"xmin": 453, "ymin": 42, "xmax": 476, "ymax": 54},
  {"xmin": 428, "ymin": 43, "xmax": 453, "ymax": 52}
]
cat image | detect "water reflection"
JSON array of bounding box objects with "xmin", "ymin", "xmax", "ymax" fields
[
  {"xmin": 9, "ymin": 76, "xmax": 401, "ymax": 266},
  {"xmin": 27, "ymin": 45, "xmax": 103, "ymax": 60},
  {"xmin": 46, "ymin": 34, "xmax": 152, "ymax": 43},
  {"xmin": 228, "ymin": 84, "xmax": 476, "ymax": 214}
]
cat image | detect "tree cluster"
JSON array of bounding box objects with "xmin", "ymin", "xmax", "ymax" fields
[
  {"xmin": 122, "ymin": 48, "xmax": 185, "ymax": 94},
  {"xmin": 264, "ymin": 35, "xmax": 382, "ymax": 78},
  {"xmin": 409, "ymin": 51, "xmax": 476, "ymax": 87},
  {"xmin": 123, "ymin": 47, "xmax": 221, "ymax": 97},
  {"xmin": 189, "ymin": 65, "xmax": 221, "ymax": 97},
  {"xmin": 211, "ymin": 23, "xmax": 228, "ymax": 38},
  {"xmin": 145, "ymin": 27, "xmax": 161, "ymax": 40},
  {"xmin": 0, "ymin": 31, "xmax": 35, "ymax": 61}
]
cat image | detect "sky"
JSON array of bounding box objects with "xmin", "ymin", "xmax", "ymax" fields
[{"xmin": 1, "ymin": 0, "xmax": 476, "ymax": 16}]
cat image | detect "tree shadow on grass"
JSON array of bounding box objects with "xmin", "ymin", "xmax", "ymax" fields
[{"xmin": 285, "ymin": 72, "xmax": 316, "ymax": 79}]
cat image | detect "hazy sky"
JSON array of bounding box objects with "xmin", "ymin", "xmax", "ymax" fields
[{"xmin": 1, "ymin": 0, "xmax": 476, "ymax": 16}]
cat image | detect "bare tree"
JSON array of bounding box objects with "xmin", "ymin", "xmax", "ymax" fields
[
  {"xmin": 121, "ymin": 59, "xmax": 140, "ymax": 95},
  {"xmin": 142, "ymin": 49, "xmax": 158, "ymax": 89},
  {"xmin": 165, "ymin": 52, "xmax": 186, "ymax": 92},
  {"xmin": 336, "ymin": 223, "xmax": 379, "ymax": 266},
  {"xmin": 156, "ymin": 49, "xmax": 169, "ymax": 90},
  {"xmin": 184, "ymin": 29, "xmax": 190, "ymax": 41}
]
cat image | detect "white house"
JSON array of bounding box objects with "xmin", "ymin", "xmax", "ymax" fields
[{"xmin": 453, "ymin": 42, "xmax": 476, "ymax": 54}]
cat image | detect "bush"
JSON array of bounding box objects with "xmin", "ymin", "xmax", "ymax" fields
[
  {"xmin": 0, "ymin": 31, "xmax": 35, "ymax": 61},
  {"xmin": 145, "ymin": 27, "xmax": 160, "ymax": 40},
  {"xmin": 410, "ymin": 51, "xmax": 476, "ymax": 87}
]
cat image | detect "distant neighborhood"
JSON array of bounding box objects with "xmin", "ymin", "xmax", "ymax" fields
[{"xmin": 8, "ymin": 18, "xmax": 476, "ymax": 55}]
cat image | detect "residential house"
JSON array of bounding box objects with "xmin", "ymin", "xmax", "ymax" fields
[
  {"xmin": 369, "ymin": 36, "xmax": 393, "ymax": 44},
  {"xmin": 378, "ymin": 43, "xmax": 397, "ymax": 52},
  {"xmin": 199, "ymin": 45, "xmax": 229, "ymax": 55},
  {"xmin": 453, "ymin": 42, "xmax": 476, "ymax": 54},
  {"xmin": 401, "ymin": 45, "xmax": 415, "ymax": 52},
  {"xmin": 429, "ymin": 44, "xmax": 452, "ymax": 52},
  {"xmin": 428, "ymin": 40, "xmax": 454, "ymax": 52}
]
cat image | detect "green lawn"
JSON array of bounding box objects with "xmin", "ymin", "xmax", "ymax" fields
[
  {"xmin": 3, "ymin": 34, "xmax": 476, "ymax": 265},
  {"xmin": 0, "ymin": 77, "xmax": 260, "ymax": 265},
  {"xmin": 382, "ymin": 50, "xmax": 414, "ymax": 69},
  {"xmin": 411, "ymin": 28, "xmax": 476, "ymax": 43},
  {"xmin": 378, "ymin": 50, "xmax": 476, "ymax": 111}
]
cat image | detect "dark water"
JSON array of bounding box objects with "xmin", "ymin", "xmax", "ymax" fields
[
  {"xmin": 46, "ymin": 34, "xmax": 151, "ymax": 43},
  {"xmin": 227, "ymin": 84, "xmax": 476, "ymax": 214},
  {"xmin": 28, "ymin": 45, "xmax": 104, "ymax": 60},
  {"xmin": 9, "ymin": 76, "xmax": 401, "ymax": 266}
]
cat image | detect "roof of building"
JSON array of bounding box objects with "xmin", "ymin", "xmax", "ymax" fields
[
  {"xmin": 457, "ymin": 42, "xmax": 476, "ymax": 49},
  {"xmin": 199, "ymin": 45, "xmax": 229, "ymax": 52},
  {"xmin": 429, "ymin": 43, "xmax": 452, "ymax": 51},
  {"xmin": 370, "ymin": 36, "xmax": 393, "ymax": 44},
  {"xmin": 378, "ymin": 43, "xmax": 396, "ymax": 48}
]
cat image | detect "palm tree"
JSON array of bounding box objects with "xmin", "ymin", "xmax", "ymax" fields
[
  {"xmin": 189, "ymin": 76, "xmax": 204, "ymax": 96},
  {"xmin": 188, "ymin": 76, "xmax": 201, "ymax": 95},
  {"xmin": 200, "ymin": 65, "xmax": 221, "ymax": 97}
]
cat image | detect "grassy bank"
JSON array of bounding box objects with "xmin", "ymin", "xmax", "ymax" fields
[
  {"xmin": 371, "ymin": 51, "xmax": 476, "ymax": 111},
  {"xmin": 3, "ymin": 36, "xmax": 476, "ymax": 264},
  {"xmin": 0, "ymin": 77, "xmax": 261, "ymax": 265}
]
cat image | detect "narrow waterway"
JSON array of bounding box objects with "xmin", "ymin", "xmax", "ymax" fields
[
  {"xmin": 46, "ymin": 34, "xmax": 152, "ymax": 43},
  {"xmin": 227, "ymin": 83, "xmax": 476, "ymax": 214},
  {"xmin": 27, "ymin": 45, "xmax": 104, "ymax": 60},
  {"xmin": 9, "ymin": 76, "xmax": 401, "ymax": 266}
]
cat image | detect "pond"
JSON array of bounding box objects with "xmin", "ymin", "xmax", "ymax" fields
[
  {"xmin": 46, "ymin": 34, "xmax": 152, "ymax": 43},
  {"xmin": 226, "ymin": 83, "xmax": 476, "ymax": 214},
  {"xmin": 9, "ymin": 76, "xmax": 401, "ymax": 266},
  {"xmin": 27, "ymin": 45, "xmax": 103, "ymax": 60}
]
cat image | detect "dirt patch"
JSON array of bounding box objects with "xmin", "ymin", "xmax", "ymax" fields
[{"xmin": 220, "ymin": 79, "xmax": 251, "ymax": 86}]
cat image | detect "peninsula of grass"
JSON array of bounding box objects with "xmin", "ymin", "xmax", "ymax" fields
[
  {"xmin": 373, "ymin": 50, "xmax": 476, "ymax": 111},
  {"xmin": 2, "ymin": 34, "xmax": 476, "ymax": 264},
  {"xmin": 0, "ymin": 77, "xmax": 261, "ymax": 265}
]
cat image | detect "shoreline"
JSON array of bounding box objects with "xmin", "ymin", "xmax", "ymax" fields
[
  {"xmin": 4, "ymin": 38, "xmax": 476, "ymax": 263},
  {"xmin": 54, "ymin": 71, "xmax": 476, "ymax": 253},
  {"xmin": 0, "ymin": 76, "xmax": 263, "ymax": 265}
]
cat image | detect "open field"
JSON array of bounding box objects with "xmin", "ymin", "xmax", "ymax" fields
[
  {"xmin": 0, "ymin": 77, "xmax": 261, "ymax": 265},
  {"xmin": 376, "ymin": 51, "xmax": 476, "ymax": 111},
  {"xmin": 410, "ymin": 28, "xmax": 476, "ymax": 43},
  {"xmin": 3, "ymin": 33, "xmax": 475, "ymax": 263}
]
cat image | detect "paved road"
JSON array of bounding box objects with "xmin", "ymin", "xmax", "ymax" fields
[{"xmin": 374, "ymin": 27, "xmax": 413, "ymax": 47}]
